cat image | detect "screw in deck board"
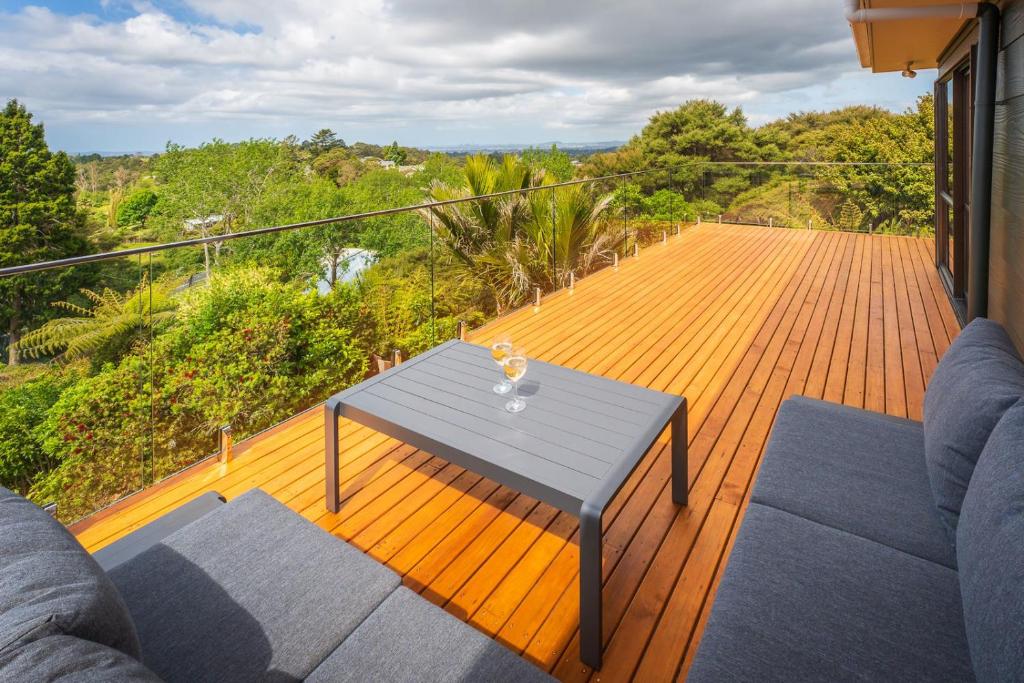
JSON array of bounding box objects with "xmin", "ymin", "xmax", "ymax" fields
[{"xmin": 220, "ymin": 424, "xmax": 233, "ymax": 464}]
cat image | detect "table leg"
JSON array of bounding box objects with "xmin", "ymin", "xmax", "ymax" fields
[
  {"xmin": 580, "ymin": 503, "xmax": 603, "ymax": 670},
  {"xmin": 671, "ymin": 399, "xmax": 688, "ymax": 506},
  {"xmin": 325, "ymin": 400, "xmax": 340, "ymax": 513}
]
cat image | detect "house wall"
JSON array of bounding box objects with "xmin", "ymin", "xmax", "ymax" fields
[{"xmin": 989, "ymin": 0, "xmax": 1024, "ymax": 352}]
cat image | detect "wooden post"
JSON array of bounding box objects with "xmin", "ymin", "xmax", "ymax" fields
[
  {"xmin": 534, "ymin": 287, "xmax": 542, "ymax": 307},
  {"xmin": 633, "ymin": 242, "xmax": 639, "ymax": 258},
  {"xmin": 568, "ymin": 272, "xmax": 575, "ymax": 291},
  {"xmin": 718, "ymin": 214, "xmax": 722, "ymax": 225},
  {"xmin": 769, "ymin": 217, "xmax": 773, "ymax": 228},
  {"xmin": 391, "ymin": 348, "xmax": 403, "ymax": 366},
  {"xmin": 697, "ymin": 214, "xmax": 702, "ymax": 225},
  {"xmin": 457, "ymin": 320, "xmax": 467, "ymax": 341},
  {"xmin": 661, "ymin": 230, "xmax": 667, "ymax": 244},
  {"xmin": 220, "ymin": 425, "xmax": 233, "ymax": 464},
  {"xmin": 807, "ymin": 218, "xmax": 812, "ymax": 230},
  {"xmin": 613, "ymin": 252, "xmax": 619, "ymax": 270}
]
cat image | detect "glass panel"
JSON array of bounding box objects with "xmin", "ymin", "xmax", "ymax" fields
[{"xmin": 1, "ymin": 257, "xmax": 152, "ymax": 523}]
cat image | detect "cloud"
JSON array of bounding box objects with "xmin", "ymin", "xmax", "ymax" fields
[{"xmin": 0, "ymin": 1, "xmax": 930, "ymax": 151}]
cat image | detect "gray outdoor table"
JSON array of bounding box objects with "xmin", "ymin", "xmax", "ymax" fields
[{"xmin": 324, "ymin": 339, "xmax": 687, "ymax": 670}]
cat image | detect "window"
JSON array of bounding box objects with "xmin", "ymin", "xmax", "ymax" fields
[{"xmin": 935, "ymin": 57, "xmax": 973, "ymax": 317}]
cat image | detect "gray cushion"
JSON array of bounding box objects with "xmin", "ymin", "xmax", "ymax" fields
[
  {"xmin": 0, "ymin": 487, "xmax": 141, "ymax": 659},
  {"xmin": 108, "ymin": 489, "xmax": 400, "ymax": 682},
  {"xmin": 0, "ymin": 634, "xmax": 161, "ymax": 682},
  {"xmin": 688, "ymin": 503, "xmax": 974, "ymax": 683},
  {"xmin": 306, "ymin": 586, "xmax": 554, "ymax": 683},
  {"xmin": 924, "ymin": 318, "xmax": 1024, "ymax": 538},
  {"xmin": 957, "ymin": 398, "xmax": 1024, "ymax": 682},
  {"xmin": 752, "ymin": 397, "xmax": 955, "ymax": 567}
]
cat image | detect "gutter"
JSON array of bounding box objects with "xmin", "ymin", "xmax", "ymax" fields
[
  {"xmin": 969, "ymin": 2, "xmax": 1000, "ymax": 320},
  {"xmin": 844, "ymin": 1, "xmax": 979, "ymax": 23}
]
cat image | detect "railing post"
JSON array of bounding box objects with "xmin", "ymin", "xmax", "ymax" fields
[
  {"xmin": 633, "ymin": 242, "xmax": 639, "ymax": 258},
  {"xmin": 613, "ymin": 252, "xmax": 619, "ymax": 270},
  {"xmin": 43, "ymin": 502, "xmax": 58, "ymax": 518},
  {"xmin": 769, "ymin": 217, "xmax": 773, "ymax": 228},
  {"xmin": 534, "ymin": 286, "xmax": 542, "ymax": 308},
  {"xmin": 568, "ymin": 271, "xmax": 575, "ymax": 292},
  {"xmin": 391, "ymin": 348, "xmax": 403, "ymax": 366},
  {"xmin": 807, "ymin": 218, "xmax": 812, "ymax": 230},
  {"xmin": 220, "ymin": 425, "xmax": 233, "ymax": 464},
  {"xmin": 697, "ymin": 214, "xmax": 702, "ymax": 225},
  {"xmin": 457, "ymin": 320, "xmax": 467, "ymax": 341},
  {"xmin": 661, "ymin": 230, "xmax": 667, "ymax": 244},
  {"xmin": 718, "ymin": 214, "xmax": 722, "ymax": 225}
]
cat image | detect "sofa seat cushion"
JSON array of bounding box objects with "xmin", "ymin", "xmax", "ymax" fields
[
  {"xmin": 108, "ymin": 489, "xmax": 400, "ymax": 682},
  {"xmin": 751, "ymin": 397, "xmax": 955, "ymax": 568},
  {"xmin": 0, "ymin": 634, "xmax": 161, "ymax": 682},
  {"xmin": 688, "ymin": 503, "xmax": 974, "ymax": 682},
  {"xmin": 306, "ymin": 586, "xmax": 554, "ymax": 683},
  {"xmin": 957, "ymin": 399, "xmax": 1024, "ymax": 682},
  {"xmin": 0, "ymin": 487, "xmax": 141, "ymax": 659},
  {"xmin": 923, "ymin": 318, "xmax": 1024, "ymax": 538}
]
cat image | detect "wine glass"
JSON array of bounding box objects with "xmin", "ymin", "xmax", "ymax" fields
[
  {"xmin": 503, "ymin": 350, "xmax": 528, "ymax": 413},
  {"xmin": 490, "ymin": 338, "xmax": 513, "ymax": 394}
]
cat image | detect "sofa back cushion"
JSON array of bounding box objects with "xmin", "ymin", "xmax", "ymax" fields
[
  {"xmin": 923, "ymin": 318, "xmax": 1024, "ymax": 538},
  {"xmin": 0, "ymin": 634, "xmax": 160, "ymax": 682},
  {"xmin": 0, "ymin": 487, "xmax": 141, "ymax": 659},
  {"xmin": 957, "ymin": 399, "xmax": 1024, "ymax": 682}
]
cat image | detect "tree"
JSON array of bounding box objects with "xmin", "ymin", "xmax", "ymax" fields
[
  {"xmin": 116, "ymin": 188, "xmax": 158, "ymax": 228},
  {"xmin": 305, "ymin": 128, "xmax": 345, "ymax": 156},
  {"xmin": 383, "ymin": 141, "xmax": 407, "ymax": 165},
  {"xmin": 0, "ymin": 100, "xmax": 92, "ymax": 365},
  {"xmin": 153, "ymin": 139, "xmax": 299, "ymax": 277},
  {"xmin": 521, "ymin": 144, "xmax": 575, "ymax": 182},
  {"xmin": 14, "ymin": 273, "xmax": 177, "ymax": 368},
  {"xmin": 423, "ymin": 154, "xmax": 614, "ymax": 313}
]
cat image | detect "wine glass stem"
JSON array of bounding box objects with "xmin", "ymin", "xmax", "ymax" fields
[{"xmin": 512, "ymin": 381, "xmax": 519, "ymax": 403}]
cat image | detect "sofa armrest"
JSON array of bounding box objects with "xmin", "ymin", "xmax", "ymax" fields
[{"xmin": 93, "ymin": 491, "xmax": 226, "ymax": 572}]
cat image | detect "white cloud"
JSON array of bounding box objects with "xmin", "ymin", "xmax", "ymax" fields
[{"xmin": 0, "ymin": 1, "xmax": 932, "ymax": 152}]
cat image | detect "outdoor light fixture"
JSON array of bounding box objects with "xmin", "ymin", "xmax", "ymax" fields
[{"xmin": 902, "ymin": 64, "xmax": 917, "ymax": 78}]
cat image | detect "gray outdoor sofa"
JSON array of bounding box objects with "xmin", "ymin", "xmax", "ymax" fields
[
  {"xmin": 0, "ymin": 485, "xmax": 554, "ymax": 682},
  {"xmin": 689, "ymin": 318, "xmax": 1024, "ymax": 682}
]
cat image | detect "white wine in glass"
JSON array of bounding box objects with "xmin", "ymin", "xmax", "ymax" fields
[
  {"xmin": 490, "ymin": 340, "xmax": 513, "ymax": 394},
  {"xmin": 503, "ymin": 352, "xmax": 528, "ymax": 413}
]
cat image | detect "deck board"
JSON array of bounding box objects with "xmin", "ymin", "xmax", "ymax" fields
[{"xmin": 71, "ymin": 224, "xmax": 957, "ymax": 681}]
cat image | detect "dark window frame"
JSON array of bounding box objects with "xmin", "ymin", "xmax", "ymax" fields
[{"xmin": 935, "ymin": 53, "xmax": 974, "ymax": 322}]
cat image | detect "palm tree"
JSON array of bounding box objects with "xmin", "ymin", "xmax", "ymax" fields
[
  {"xmin": 14, "ymin": 274, "xmax": 177, "ymax": 365},
  {"xmin": 422, "ymin": 154, "xmax": 614, "ymax": 313}
]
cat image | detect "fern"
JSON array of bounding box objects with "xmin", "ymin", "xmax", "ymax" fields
[{"xmin": 15, "ymin": 274, "xmax": 178, "ymax": 362}]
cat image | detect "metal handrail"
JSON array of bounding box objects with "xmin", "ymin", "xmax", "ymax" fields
[{"xmin": 0, "ymin": 160, "xmax": 931, "ymax": 277}]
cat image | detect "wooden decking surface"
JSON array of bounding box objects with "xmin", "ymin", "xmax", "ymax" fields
[{"xmin": 72, "ymin": 224, "xmax": 959, "ymax": 681}]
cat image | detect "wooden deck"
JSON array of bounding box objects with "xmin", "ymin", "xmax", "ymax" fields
[{"xmin": 72, "ymin": 224, "xmax": 959, "ymax": 681}]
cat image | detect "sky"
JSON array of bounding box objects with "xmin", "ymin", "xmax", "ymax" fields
[{"xmin": 0, "ymin": 0, "xmax": 935, "ymax": 154}]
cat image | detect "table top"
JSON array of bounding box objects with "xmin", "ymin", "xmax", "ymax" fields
[{"xmin": 327, "ymin": 340, "xmax": 683, "ymax": 515}]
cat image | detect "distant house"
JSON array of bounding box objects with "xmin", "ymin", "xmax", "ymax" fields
[
  {"xmin": 183, "ymin": 215, "xmax": 225, "ymax": 233},
  {"xmin": 377, "ymin": 159, "xmax": 396, "ymax": 169}
]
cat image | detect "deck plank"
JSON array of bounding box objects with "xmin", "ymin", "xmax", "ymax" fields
[{"xmin": 73, "ymin": 225, "xmax": 958, "ymax": 682}]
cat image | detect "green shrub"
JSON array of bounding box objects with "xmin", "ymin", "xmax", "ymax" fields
[{"xmin": 0, "ymin": 370, "xmax": 77, "ymax": 494}]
